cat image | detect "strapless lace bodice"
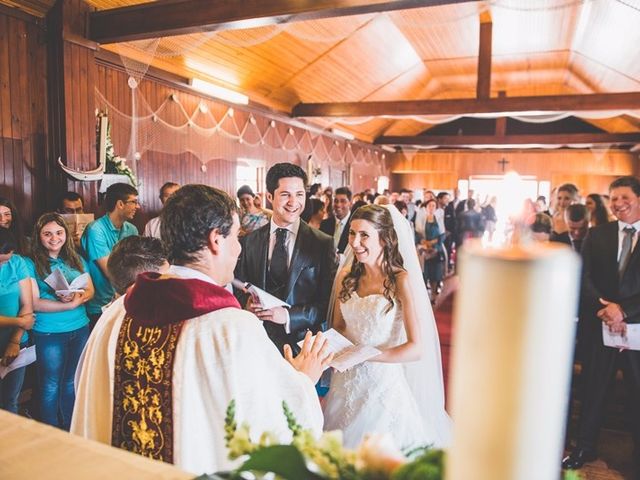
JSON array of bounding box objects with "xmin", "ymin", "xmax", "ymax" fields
[{"xmin": 340, "ymin": 293, "xmax": 405, "ymax": 349}]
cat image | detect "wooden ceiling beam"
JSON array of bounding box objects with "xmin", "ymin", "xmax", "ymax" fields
[
  {"xmin": 375, "ymin": 132, "xmax": 640, "ymax": 147},
  {"xmin": 476, "ymin": 11, "xmax": 492, "ymax": 99},
  {"xmin": 90, "ymin": 0, "xmax": 475, "ymax": 44},
  {"xmin": 293, "ymin": 91, "xmax": 640, "ymax": 117}
]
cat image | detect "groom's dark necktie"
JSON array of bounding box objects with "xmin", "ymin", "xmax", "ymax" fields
[
  {"xmin": 618, "ymin": 226, "xmax": 636, "ymax": 280},
  {"xmin": 270, "ymin": 228, "xmax": 289, "ymax": 294}
]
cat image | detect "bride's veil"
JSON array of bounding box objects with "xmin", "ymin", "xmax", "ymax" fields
[{"xmin": 326, "ymin": 204, "xmax": 452, "ymax": 447}]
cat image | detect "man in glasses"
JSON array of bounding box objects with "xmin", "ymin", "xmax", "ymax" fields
[{"xmin": 81, "ymin": 183, "xmax": 139, "ymax": 327}]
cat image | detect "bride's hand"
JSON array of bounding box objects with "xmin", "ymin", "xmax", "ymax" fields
[{"xmin": 284, "ymin": 331, "xmax": 334, "ymax": 384}]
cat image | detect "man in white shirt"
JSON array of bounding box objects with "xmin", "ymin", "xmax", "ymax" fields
[
  {"xmin": 563, "ymin": 175, "xmax": 640, "ymax": 472},
  {"xmin": 143, "ymin": 182, "xmax": 180, "ymax": 238},
  {"xmin": 320, "ymin": 186, "xmax": 353, "ymax": 254},
  {"xmin": 72, "ymin": 184, "xmax": 329, "ymax": 474}
]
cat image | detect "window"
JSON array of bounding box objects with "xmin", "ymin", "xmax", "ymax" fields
[{"xmin": 236, "ymin": 158, "xmax": 265, "ymax": 195}]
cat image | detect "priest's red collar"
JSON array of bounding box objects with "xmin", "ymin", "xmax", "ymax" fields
[{"xmin": 124, "ymin": 272, "xmax": 240, "ymax": 327}]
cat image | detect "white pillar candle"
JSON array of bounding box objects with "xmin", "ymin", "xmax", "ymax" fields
[{"xmin": 446, "ymin": 241, "xmax": 580, "ymax": 480}]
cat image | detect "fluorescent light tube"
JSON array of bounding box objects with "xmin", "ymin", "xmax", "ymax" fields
[{"xmin": 190, "ymin": 78, "xmax": 249, "ymax": 105}]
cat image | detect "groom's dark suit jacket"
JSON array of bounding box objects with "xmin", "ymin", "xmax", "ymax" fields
[
  {"xmin": 235, "ymin": 221, "xmax": 338, "ymax": 354},
  {"xmin": 577, "ymin": 220, "xmax": 640, "ymax": 451}
]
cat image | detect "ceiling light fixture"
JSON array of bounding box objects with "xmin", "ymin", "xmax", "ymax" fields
[
  {"xmin": 380, "ymin": 145, "xmax": 397, "ymax": 152},
  {"xmin": 331, "ymin": 128, "xmax": 355, "ymax": 141},
  {"xmin": 190, "ymin": 78, "xmax": 249, "ymax": 105}
]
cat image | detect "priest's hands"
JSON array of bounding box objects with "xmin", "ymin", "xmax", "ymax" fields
[{"xmin": 284, "ymin": 331, "xmax": 333, "ymax": 384}]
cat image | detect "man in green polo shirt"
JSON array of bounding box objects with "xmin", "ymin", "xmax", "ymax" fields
[{"xmin": 81, "ymin": 183, "xmax": 139, "ymax": 326}]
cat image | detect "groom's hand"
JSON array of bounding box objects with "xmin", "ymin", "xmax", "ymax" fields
[
  {"xmin": 284, "ymin": 331, "xmax": 333, "ymax": 384},
  {"xmin": 254, "ymin": 306, "xmax": 288, "ymax": 325}
]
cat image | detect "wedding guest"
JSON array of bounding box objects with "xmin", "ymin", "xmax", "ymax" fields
[
  {"xmin": 237, "ymin": 185, "xmax": 270, "ymax": 237},
  {"xmin": 550, "ymin": 183, "xmax": 579, "ymax": 243},
  {"xmin": 531, "ymin": 213, "xmax": 552, "ymax": 243},
  {"xmin": 144, "ymin": 182, "xmax": 180, "ymax": 239},
  {"xmin": 564, "ymin": 204, "xmax": 590, "ymax": 253},
  {"xmin": 81, "ymin": 183, "xmax": 139, "ymax": 326},
  {"xmin": 57, "ymin": 191, "xmax": 88, "ymax": 248},
  {"xmin": 302, "ymin": 198, "xmax": 325, "ymax": 229},
  {"xmin": 0, "ymin": 197, "xmax": 29, "ymax": 255},
  {"xmin": 25, "ymin": 213, "xmax": 93, "ymax": 430},
  {"xmin": 57, "ymin": 191, "xmax": 85, "ymax": 215},
  {"xmin": 563, "ymin": 176, "xmax": 640, "ymax": 473},
  {"xmin": 320, "ymin": 187, "xmax": 353, "ymax": 254},
  {"xmin": 456, "ymin": 199, "xmax": 484, "ymax": 246},
  {"xmin": 0, "ymin": 228, "xmax": 34, "ymax": 413},
  {"xmin": 107, "ymin": 236, "xmax": 170, "ymax": 296},
  {"xmin": 585, "ymin": 193, "xmax": 611, "ymax": 228},
  {"xmin": 309, "ymin": 183, "xmax": 323, "ymax": 199},
  {"xmin": 420, "ymin": 199, "xmax": 445, "ymax": 302}
]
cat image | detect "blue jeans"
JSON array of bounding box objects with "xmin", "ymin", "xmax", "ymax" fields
[
  {"xmin": 0, "ymin": 364, "xmax": 26, "ymax": 413},
  {"xmin": 33, "ymin": 326, "xmax": 89, "ymax": 430}
]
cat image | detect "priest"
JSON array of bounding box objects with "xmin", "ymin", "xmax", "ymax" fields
[{"xmin": 71, "ymin": 184, "xmax": 330, "ymax": 474}]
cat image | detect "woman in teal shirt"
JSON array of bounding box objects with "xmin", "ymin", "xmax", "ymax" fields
[
  {"xmin": 0, "ymin": 228, "xmax": 34, "ymax": 413},
  {"xmin": 27, "ymin": 213, "xmax": 94, "ymax": 430}
]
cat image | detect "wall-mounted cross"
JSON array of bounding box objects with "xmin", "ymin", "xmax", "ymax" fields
[{"xmin": 498, "ymin": 158, "xmax": 509, "ymax": 172}]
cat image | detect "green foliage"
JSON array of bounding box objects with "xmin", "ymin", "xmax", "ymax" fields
[
  {"xmin": 283, "ymin": 400, "xmax": 303, "ymax": 437},
  {"xmin": 224, "ymin": 399, "xmax": 237, "ymax": 444},
  {"xmin": 391, "ymin": 450, "xmax": 444, "ymax": 480},
  {"xmin": 238, "ymin": 445, "xmax": 325, "ymax": 480},
  {"xmin": 563, "ymin": 470, "xmax": 583, "ymax": 480}
]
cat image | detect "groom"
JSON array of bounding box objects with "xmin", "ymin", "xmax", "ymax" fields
[{"xmin": 235, "ymin": 162, "xmax": 338, "ymax": 354}]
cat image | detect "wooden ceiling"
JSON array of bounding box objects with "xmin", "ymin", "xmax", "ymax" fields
[{"xmin": 5, "ymin": 0, "xmax": 640, "ymax": 145}]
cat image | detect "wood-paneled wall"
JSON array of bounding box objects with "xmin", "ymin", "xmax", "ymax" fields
[
  {"xmin": 95, "ymin": 62, "xmax": 383, "ymax": 229},
  {"xmin": 391, "ymin": 149, "xmax": 639, "ymax": 195},
  {"xmin": 0, "ymin": 7, "xmax": 47, "ymax": 231}
]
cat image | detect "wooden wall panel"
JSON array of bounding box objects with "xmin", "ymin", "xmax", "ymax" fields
[
  {"xmin": 0, "ymin": 9, "xmax": 47, "ymax": 230},
  {"xmin": 95, "ymin": 62, "xmax": 384, "ymax": 230},
  {"xmin": 391, "ymin": 149, "xmax": 638, "ymax": 196}
]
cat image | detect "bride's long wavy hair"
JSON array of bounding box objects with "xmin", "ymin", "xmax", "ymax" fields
[{"xmin": 339, "ymin": 205, "xmax": 405, "ymax": 312}]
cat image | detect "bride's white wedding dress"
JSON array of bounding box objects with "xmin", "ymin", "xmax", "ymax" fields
[
  {"xmin": 323, "ymin": 292, "xmax": 427, "ymax": 449},
  {"xmin": 322, "ymin": 204, "xmax": 451, "ymax": 450}
]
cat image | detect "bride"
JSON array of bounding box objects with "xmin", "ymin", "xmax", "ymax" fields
[{"xmin": 323, "ymin": 204, "xmax": 451, "ymax": 449}]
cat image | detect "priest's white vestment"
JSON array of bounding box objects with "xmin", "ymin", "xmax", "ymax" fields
[{"xmin": 71, "ymin": 268, "xmax": 323, "ymax": 475}]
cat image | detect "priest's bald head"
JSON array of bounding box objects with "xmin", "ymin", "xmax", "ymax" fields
[{"xmin": 161, "ymin": 184, "xmax": 241, "ymax": 285}]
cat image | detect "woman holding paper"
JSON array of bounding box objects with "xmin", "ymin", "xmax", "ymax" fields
[
  {"xmin": 323, "ymin": 204, "xmax": 451, "ymax": 449},
  {"xmin": 0, "ymin": 228, "xmax": 34, "ymax": 413},
  {"xmin": 26, "ymin": 213, "xmax": 93, "ymax": 430}
]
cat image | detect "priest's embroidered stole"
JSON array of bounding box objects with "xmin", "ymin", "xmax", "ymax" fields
[{"xmin": 111, "ymin": 315, "xmax": 184, "ymax": 462}]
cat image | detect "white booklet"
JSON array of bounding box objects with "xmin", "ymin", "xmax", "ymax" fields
[
  {"xmin": 602, "ymin": 323, "xmax": 640, "ymax": 350},
  {"xmin": 297, "ymin": 328, "xmax": 381, "ymax": 372},
  {"xmin": 44, "ymin": 269, "xmax": 90, "ymax": 296},
  {"xmin": 0, "ymin": 346, "xmax": 36, "ymax": 379},
  {"xmin": 60, "ymin": 213, "xmax": 94, "ymax": 238},
  {"xmin": 232, "ymin": 279, "xmax": 290, "ymax": 309}
]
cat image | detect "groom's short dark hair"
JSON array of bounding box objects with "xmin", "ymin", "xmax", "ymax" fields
[
  {"xmin": 161, "ymin": 184, "xmax": 237, "ymax": 265},
  {"xmin": 266, "ymin": 163, "xmax": 308, "ymax": 195}
]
